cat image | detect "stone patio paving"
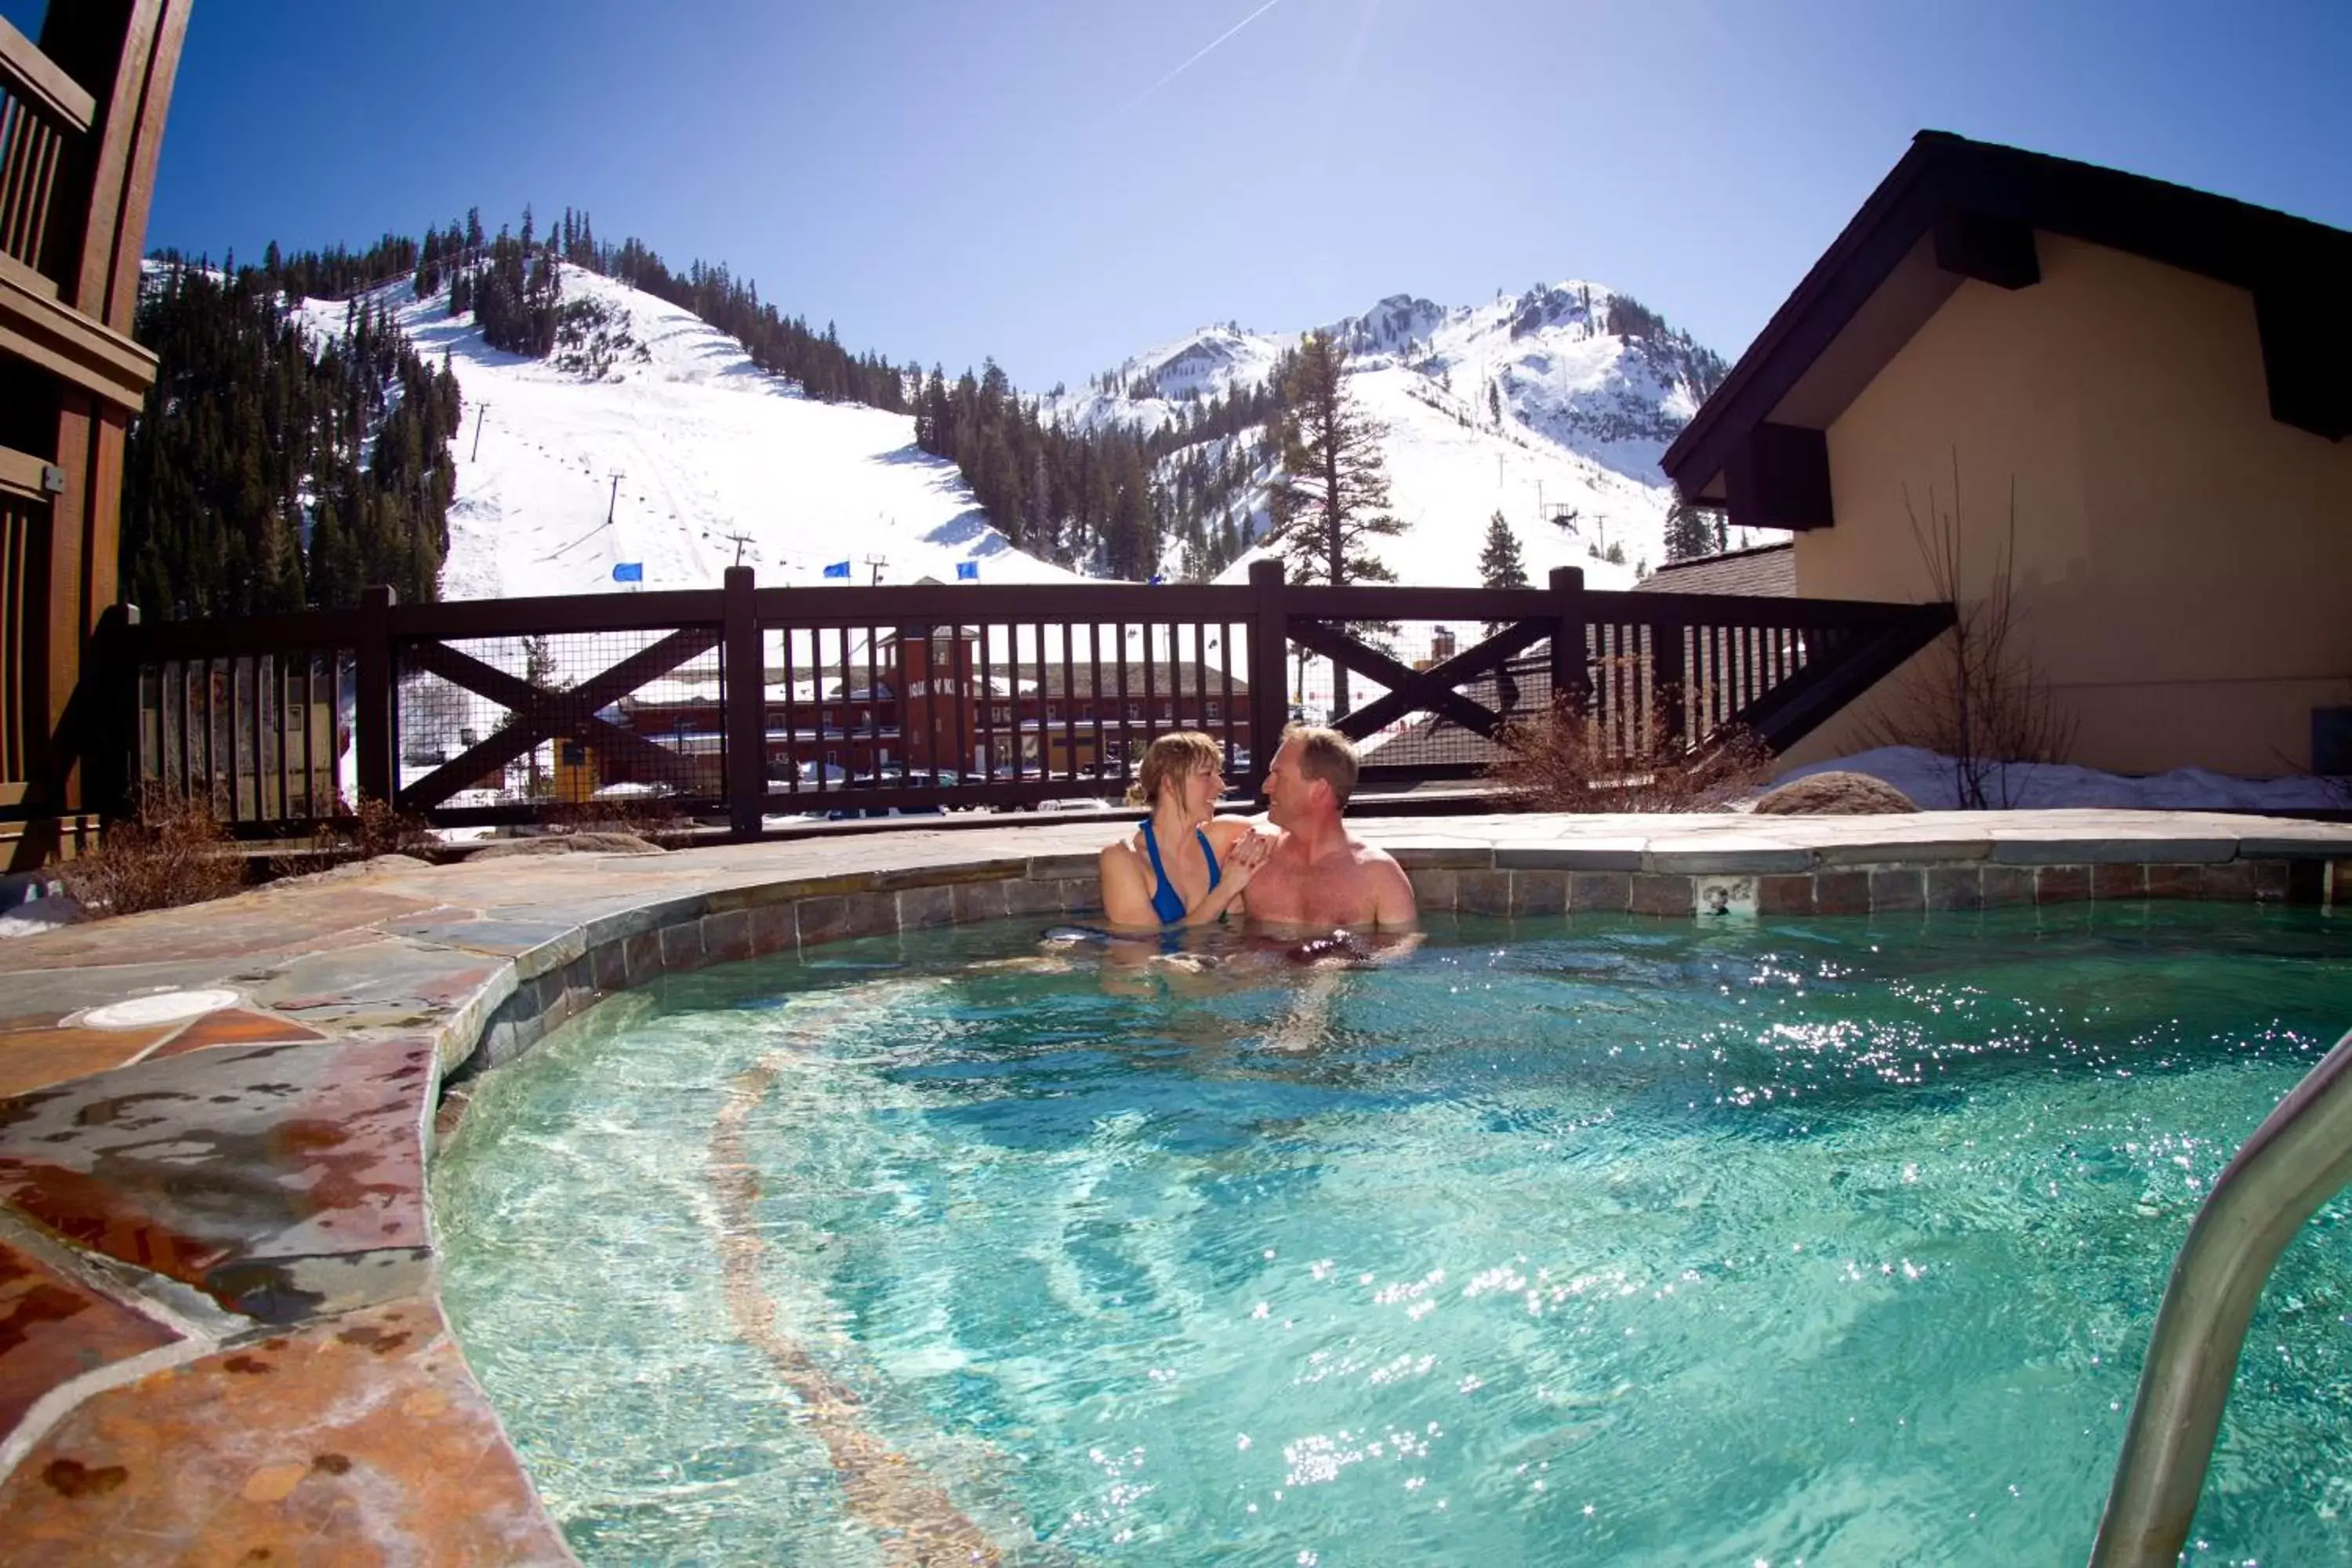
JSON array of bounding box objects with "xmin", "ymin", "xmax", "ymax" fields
[{"xmin": 1, "ymin": 810, "xmax": 2347, "ymax": 1563}]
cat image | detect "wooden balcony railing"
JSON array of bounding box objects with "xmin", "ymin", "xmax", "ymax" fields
[
  {"xmin": 0, "ymin": 13, "xmax": 96, "ymax": 296},
  {"xmin": 93, "ymin": 561, "xmax": 1955, "ymax": 837}
]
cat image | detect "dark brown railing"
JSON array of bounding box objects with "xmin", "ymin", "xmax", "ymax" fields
[{"xmin": 96, "ymin": 560, "xmax": 1952, "ymax": 836}]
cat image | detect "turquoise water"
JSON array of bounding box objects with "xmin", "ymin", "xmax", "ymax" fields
[{"xmin": 432, "ymin": 904, "xmax": 2352, "ymax": 1566}]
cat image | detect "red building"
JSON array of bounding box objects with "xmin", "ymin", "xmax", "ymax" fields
[{"xmin": 608, "ymin": 627, "xmax": 1250, "ymax": 791}]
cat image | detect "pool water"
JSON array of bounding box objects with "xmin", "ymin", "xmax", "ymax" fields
[{"xmin": 432, "ymin": 904, "xmax": 2352, "ymax": 1566}]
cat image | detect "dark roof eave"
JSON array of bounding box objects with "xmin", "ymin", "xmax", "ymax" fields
[
  {"xmin": 1661, "ymin": 132, "xmax": 2352, "ymax": 499},
  {"xmin": 1661, "ymin": 132, "xmax": 1952, "ymax": 499}
]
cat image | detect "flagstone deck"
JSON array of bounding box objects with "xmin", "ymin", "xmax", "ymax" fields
[{"xmin": 2, "ymin": 810, "xmax": 2347, "ymax": 1563}]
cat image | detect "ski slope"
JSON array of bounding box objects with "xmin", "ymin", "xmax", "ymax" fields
[{"xmin": 294, "ymin": 267, "xmax": 1085, "ymax": 601}]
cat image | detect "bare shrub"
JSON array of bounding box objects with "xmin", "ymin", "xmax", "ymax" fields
[
  {"xmin": 58, "ymin": 784, "xmax": 247, "ymax": 916},
  {"xmin": 1490, "ymin": 702, "xmax": 1773, "ymax": 812},
  {"xmin": 267, "ymin": 793, "xmax": 441, "ymax": 879},
  {"xmin": 1860, "ymin": 456, "xmax": 2075, "ymax": 808},
  {"xmin": 539, "ymin": 792, "xmax": 698, "ymax": 848}
]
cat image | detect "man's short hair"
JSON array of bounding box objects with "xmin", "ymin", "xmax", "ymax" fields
[{"xmin": 1284, "ymin": 724, "xmax": 1359, "ymax": 807}]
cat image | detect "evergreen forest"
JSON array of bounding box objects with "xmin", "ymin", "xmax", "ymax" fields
[
  {"xmin": 126, "ymin": 204, "xmax": 1292, "ymax": 615},
  {"xmin": 122, "ymin": 256, "xmax": 462, "ymax": 619}
]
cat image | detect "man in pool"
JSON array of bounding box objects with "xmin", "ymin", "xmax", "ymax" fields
[{"xmin": 1240, "ymin": 725, "xmax": 1417, "ymax": 937}]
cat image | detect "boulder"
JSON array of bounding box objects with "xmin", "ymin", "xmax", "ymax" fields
[
  {"xmin": 1751, "ymin": 771, "xmax": 1919, "ymax": 815},
  {"xmin": 468, "ymin": 831, "xmax": 664, "ymax": 859}
]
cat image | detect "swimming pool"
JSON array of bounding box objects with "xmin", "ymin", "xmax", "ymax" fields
[{"xmin": 432, "ymin": 904, "xmax": 2352, "ymax": 1565}]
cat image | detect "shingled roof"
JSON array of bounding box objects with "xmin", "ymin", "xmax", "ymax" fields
[{"xmin": 1633, "ymin": 542, "xmax": 1795, "ymax": 597}]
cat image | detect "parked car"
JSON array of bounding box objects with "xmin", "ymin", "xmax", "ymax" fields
[{"xmin": 823, "ymin": 770, "xmax": 943, "ymax": 820}]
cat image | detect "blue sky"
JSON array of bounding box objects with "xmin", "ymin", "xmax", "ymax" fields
[{"xmin": 93, "ymin": 0, "xmax": 2352, "ymax": 389}]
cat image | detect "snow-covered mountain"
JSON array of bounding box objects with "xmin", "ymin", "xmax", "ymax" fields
[
  {"xmin": 292, "ymin": 266, "xmax": 1084, "ymax": 601},
  {"xmin": 289, "ymin": 264, "xmax": 1741, "ymax": 607},
  {"xmin": 1050, "ymin": 281, "xmax": 1740, "ymax": 589}
]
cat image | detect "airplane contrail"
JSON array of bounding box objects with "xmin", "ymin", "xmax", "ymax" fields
[{"xmin": 1125, "ymin": 0, "xmax": 1288, "ymax": 113}]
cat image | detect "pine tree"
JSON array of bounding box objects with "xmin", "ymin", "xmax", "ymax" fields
[
  {"xmin": 1478, "ymin": 510, "xmax": 1529, "ymax": 637},
  {"xmin": 1664, "ymin": 499, "xmax": 1724, "ymax": 561},
  {"xmin": 1264, "ymin": 330, "xmax": 1403, "ymax": 716},
  {"xmin": 122, "ymin": 254, "xmax": 461, "ymax": 619}
]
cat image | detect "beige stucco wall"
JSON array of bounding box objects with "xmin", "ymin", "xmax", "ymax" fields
[{"xmin": 1785, "ymin": 234, "xmax": 2352, "ymax": 777}]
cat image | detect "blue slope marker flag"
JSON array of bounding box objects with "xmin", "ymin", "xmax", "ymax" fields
[
  {"xmin": 1148, "ymin": 573, "xmax": 1164, "ymax": 586},
  {"xmin": 822, "ymin": 560, "xmax": 853, "ymax": 579},
  {"xmin": 956, "ymin": 561, "xmax": 979, "ymax": 580},
  {"xmin": 610, "ymin": 562, "xmax": 644, "ymax": 583}
]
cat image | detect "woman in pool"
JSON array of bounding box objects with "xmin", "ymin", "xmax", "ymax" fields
[{"xmin": 1098, "ymin": 731, "xmax": 1270, "ymax": 929}]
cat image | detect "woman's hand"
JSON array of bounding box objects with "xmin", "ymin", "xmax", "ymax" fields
[{"xmin": 1218, "ymin": 828, "xmax": 1273, "ymax": 890}]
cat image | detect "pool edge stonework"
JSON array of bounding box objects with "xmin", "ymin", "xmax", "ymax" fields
[{"xmin": 1, "ymin": 811, "xmax": 2347, "ymax": 1563}]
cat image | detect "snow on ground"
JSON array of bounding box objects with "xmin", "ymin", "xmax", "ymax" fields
[
  {"xmin": 1777, "ymin": 747, "xmax": 2350, "ymax": 814},
  {"xmin": 294, "ymin": 267, "xmax": 1084, "ymax": 599}
]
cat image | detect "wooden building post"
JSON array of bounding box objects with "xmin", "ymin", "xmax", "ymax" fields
[{"xmin": 0, "ymin": 0, "xmax": 188, "ymax": 869}]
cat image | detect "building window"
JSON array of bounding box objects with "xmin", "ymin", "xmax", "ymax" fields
[
  {"xmin": 1206, "ymin": 701, "xmax": 1221, "ymax": 721},
  {"xmin": 1127, "ymin": 701, "xmax": 1142, "ymax": 720},
  {"xmin": 1160, "ymin": 702, "xmax": 1172, "ymax": 720},
  {"xmin": 1047, "ymin": 702, "xmax": 1061, "ymax": 721},
  {"xmin": 993, "ymin": 704, "xmax": 1011, "ymax": 724}
]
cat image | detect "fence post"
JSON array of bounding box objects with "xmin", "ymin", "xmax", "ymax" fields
[
  {"xmin": 355, "ymin": 585, "xmax": 396, "ymax": 808},
  {"xmin": 724, "ymin": 564, "xmax": 764, "ymax": 839},
  {"xmin": 1247, "ymin": 558, "xmax": 1287, "ymax": 794},
  {"xmin": 85, "ymin": 602, "xmax": 139, "ymax": 818},
  {"xmin": 1548, "ymin": 565, "xmax": 1588, "ymax": 718},
  {"xmin": 1653, "ymin": 620, "xmax": 1687, "ymax": 753}
]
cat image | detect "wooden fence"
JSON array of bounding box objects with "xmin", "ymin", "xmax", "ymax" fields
[{"xmin": 96, "ymin": 560, "xmax": 1953, "ymax": 835}]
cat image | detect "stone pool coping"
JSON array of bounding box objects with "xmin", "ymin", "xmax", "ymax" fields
[{"xmin": 1, "ymin": 809, "xmax": 2347, "ymax": 1562}]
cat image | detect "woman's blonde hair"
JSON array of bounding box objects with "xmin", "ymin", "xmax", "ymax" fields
[{"xmin": 1126, "ymin": 731, "xmax": 1225, "ymax": 808}]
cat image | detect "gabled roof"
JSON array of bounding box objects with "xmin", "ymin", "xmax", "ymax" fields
[
  {"xmin": 1634, "ymin": 541, "xmax": 1795, "ymax": 597},
  {"xmin": 1662, "ymin": 132, "xmax": 2352, "ymax": 524}
]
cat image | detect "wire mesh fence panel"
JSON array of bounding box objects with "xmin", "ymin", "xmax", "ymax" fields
[
  {"xmin": 1340, "ymin": 619, "xmax": 1554, "ymax": 777},
  {"xmin": 396, "ymin": 627, "xmax": 723, "ymax": 815}
]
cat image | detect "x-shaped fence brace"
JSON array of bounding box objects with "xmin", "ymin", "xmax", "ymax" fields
[
  {"xmin": 1290, "ymin": 617, "xmax": 1558, "ymax": 742},
  {"xmin": 397, "ymin": 626, "xmax": 723, "ymax": 811}
]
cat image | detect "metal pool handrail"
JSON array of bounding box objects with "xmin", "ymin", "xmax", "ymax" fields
[{"xmin": 2090, "ymin": 1025, "xmax": 2352, "ymax": 1566}]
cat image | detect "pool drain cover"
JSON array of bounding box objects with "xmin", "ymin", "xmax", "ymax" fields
[{"xmin": 78, "ymin": 989, "xmax": 241, "ymax": 1029}]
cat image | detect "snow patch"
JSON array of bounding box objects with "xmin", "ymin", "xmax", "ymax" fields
[{"xmin": 1780, "ymin": 747, "xmax": 2350, "ymax": 814}]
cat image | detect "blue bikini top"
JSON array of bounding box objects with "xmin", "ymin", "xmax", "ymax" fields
[{"xmin": 1142, "ymin": 817, "xmax": 1221, "ymax": 926}]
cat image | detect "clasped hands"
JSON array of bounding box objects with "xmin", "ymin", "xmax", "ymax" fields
[{"xmin": 1218, "ymin": 826, "xmax": 1276, "ymax": 888}]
